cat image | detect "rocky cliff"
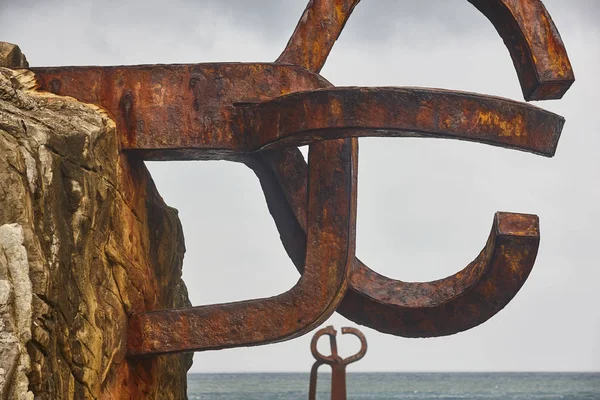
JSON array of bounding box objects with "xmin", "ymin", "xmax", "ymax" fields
[{"xmin": 0, "ymin": 58, "xmax": 192, "ymax": 399}]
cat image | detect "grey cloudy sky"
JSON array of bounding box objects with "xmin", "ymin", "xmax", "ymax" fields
[{"xmin": 1, "ymin": 0, "xmax": 598, "ymax": 373}]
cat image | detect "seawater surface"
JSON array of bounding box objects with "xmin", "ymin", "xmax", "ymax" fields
[{"xmin": 187, "ymin": 372, "xmax": 600, "ymax": 400}]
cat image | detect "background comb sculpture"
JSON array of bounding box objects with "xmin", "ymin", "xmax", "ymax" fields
[
  {"xmin": 308, "ymin": 326, "xmax": 368, "ymax": 400},
  {"xmin": 27, "ymin": 0, "xmax": 573, "ymax": 355}
]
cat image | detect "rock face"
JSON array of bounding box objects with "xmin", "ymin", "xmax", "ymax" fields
[
  {"xmin": 0, "ymin": 43, "xmax": 28, "ymax": 69},
  {"xmin": 0, "ymin": 67, "xmax": 192, "ymax": 399},
  {"xmin": 0, "ymin": 224, "xmax": 33, "ymax": 400}
]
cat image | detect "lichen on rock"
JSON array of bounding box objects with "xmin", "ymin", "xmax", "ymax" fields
[{"xmin": 0, "ymin": 67, "xmax": 192, "ymax": 399}]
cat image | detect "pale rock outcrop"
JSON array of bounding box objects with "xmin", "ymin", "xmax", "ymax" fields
[{"xmin": 0, "ymin": 224, "xmax": 33, "ymax": 400}]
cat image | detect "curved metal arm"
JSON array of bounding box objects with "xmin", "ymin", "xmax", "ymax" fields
[
  {"xmin": 338, "ymin": 212, "xmax": 540, "ymax": 337},
  {"xmin": 278, "ymin": 0, "xmax": 574, "ymax": 100},
  {"xmin": 249, "ymin": 148, "xmax": 539, "ymax": 337},
  {"xmin": 311, "ymin": 326, "xmax": 340, "ymax": 364},
  {"xmin": 127, "ymin": 139, "xmax": 357, "ymax": 355},
  {"xmin": 242, "ymin": 87, "xmax": 564, "ymax": 157},
  {"xmin": 339, "ymin": 327, "xmax": 367, "ymax": 365},
  {"xmin": 468, "ymin": 0, "xmax": 574, "ymax": 100}
]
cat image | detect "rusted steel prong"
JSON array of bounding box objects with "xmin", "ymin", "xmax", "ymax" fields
[
  {"xmin": 339, "ymin": 327, "xmax": 367, "ymax": 365},
  {"xmin": 469, "ymin": 0, "xmax": 574, "ymax": 101},
  {"xmin": 245, "ymin": 87, "xmax": 565, "ymax": 157},
  {"xmin": 311, "ymin": 326, "xmax": 340, "ymax": 364},
  {"xmin": 309, "ymin": 326, "xmax": 367, "ymax": 366},
  {"xmin": 308, "ymin": 357, "xmax": 325, "ymax": 400},
  {"xmin": 308, "ymin": 326, "xmax": 338, "ymax": 400},
  {"xmin": 277, "ymin": 0, "xmax": 361, "ymax": 73},
  {"xmin": 278, "ymin": 0, "xmax": 574, "ymax": 101},
  {"xmin": 252, "ymin": 149, "xmax": 540, "ymax": 337},
  {"xmin": 127, "ymin": 138, "xmax": 357, "ymax": 355}
]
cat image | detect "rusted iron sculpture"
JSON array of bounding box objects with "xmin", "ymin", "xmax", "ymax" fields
[
  {"xmin": 8, "ymin": 0, "xmax": 573, "ymax": 355},
  {"xmin": 308, "ymin": 326, "xmax": 367, "ymax": 400}
]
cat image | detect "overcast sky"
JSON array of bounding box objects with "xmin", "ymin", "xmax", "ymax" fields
[{"xmin": 1, "ymin": 0, "xmax": 598, "ymax": 373}]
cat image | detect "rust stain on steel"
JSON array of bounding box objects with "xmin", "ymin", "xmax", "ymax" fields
[
  {"xmin": 469, "ymin": 0, "xmax": 574, "ymax": 100},
  {"xmin": 31, "ymin": 63, "xmax": 332, "ymax": 157},
  {"xmin": 308, "ymin": 326, "xmax": 367, "ymax": 400},
  {"xmin": 31, "ymin": 65, "xmax": 564, "ymax": 159},
  {"xmin": 277, "ymin": 0, "xmax": 362, "ymax": 73},
  {"xmin": 338, "ymin": 213, "xmax": 540, "ymax": 337},
  {"xmin": 279, "ymin": 0, "xmax": 574, "ymax": 100},
  {"xmin": 29, "ymin": 0, "xmax": 574, "ymax": 157},
  {"xmin": 244, "ymin": 87, "xmax": 564, "ymax": 157},
  {"xmin": 21, "ymin": 0, "xmax": 575, "ymax": 357},
  {"xmin": 240, "ymin": 0, "xmax": 570, "ymax": 340},
  {"xmin": 127, "ymin": 139, "xmax": 357, "ymax": 355}
]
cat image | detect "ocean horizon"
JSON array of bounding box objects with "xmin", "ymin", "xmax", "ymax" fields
[{"xmin": 187, "ymin": 371, "xmax": 600, "ymax": 399}]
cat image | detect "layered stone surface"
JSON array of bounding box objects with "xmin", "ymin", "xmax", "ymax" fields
[{"xmin": 0, "ymin": 67, "xmax": 191, "ymax": 399}]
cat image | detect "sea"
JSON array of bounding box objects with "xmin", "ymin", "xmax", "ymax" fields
[{"xmin": 187, "ymin": 372, "xmax": 600, "ymax": 399}]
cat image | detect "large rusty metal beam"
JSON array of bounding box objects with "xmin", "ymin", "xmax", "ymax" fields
[
  {"xmin": 31, "ymin": 67, "xmax": 564, "ymax": 159},
  {"xmin": 127, "ymin": 139, "xmax": 357, "ymax": 355},
  {"xmin": 245, "ymin": 87, "xmax": 564, "ymax": 157},
  {"xmin": 31, "ymin": 63, "xmax": 332, "ymax": 158}
]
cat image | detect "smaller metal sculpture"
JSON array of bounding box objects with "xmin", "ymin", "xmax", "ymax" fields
[{"xmin": 309, "ymin": 326, "xmax": 367, "ymax": 400}]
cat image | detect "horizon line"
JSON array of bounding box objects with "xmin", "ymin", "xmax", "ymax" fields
[{"xmin": 187, "ymin": 370, "xmax": 600, "ymax": 374}]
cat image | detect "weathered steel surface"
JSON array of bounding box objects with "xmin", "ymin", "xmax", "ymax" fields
[
  {"xmin": 251, "ymin": 151, "xmax": 540, "ymax": 337},
  {"xmin": 338, "ymin": 213, "xmax": 540, "ymax": 337},
  {"xmin": 308, "ymin": 326, "xmax": 367, "ymax": 400},
  {"xmin": 127, "ymin": 139, "xmax": 357, "ymax": 355},
  {"xmin": 20, "ymin": 0, "xmax": 574, "ymax": 356},
  {"xmin": 245, "ymin": 87, "xmax": 564, "ymax": 156},
  {"xmin": 469, "ymin": 0, "xmax": 575, "ymax": 100},
  {"xmin": 32, "ymin": 63, "xmax": 332, "ymax": 158},
  {"xmin": 277, "ymin": 0, "xmax": 361, "ymax": 72},
  {"xmin": 279, "ymin": 0, "xmax": 574, "ymax": 100},
  {"xmin": 32, "ymin": 64, "xmax": 564, "ymax": 158},
  {"xmin": 243, "ymin": 0, "xmax": 571, "ymax": 341}
]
